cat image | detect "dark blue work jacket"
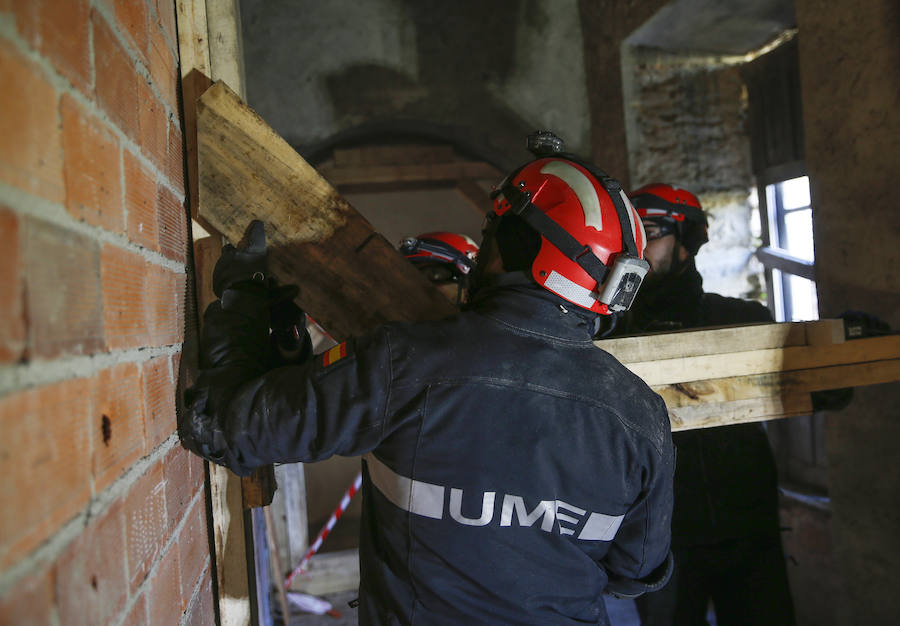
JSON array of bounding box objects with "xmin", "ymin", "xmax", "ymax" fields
[{"xmin": 185, "ymin": 278, "xmax": 675, "ymax": 624}]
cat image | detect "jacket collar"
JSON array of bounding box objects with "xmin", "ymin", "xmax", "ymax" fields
[
  {"xmin": 466, "ymin": 272, "xmax": 599, "ymax": 343},
  {"xmin": 628, "ymin": 258, "xmax": 704, "ymax": 331}
]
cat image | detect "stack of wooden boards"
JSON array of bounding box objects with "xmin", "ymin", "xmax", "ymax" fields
[{"xmin": 599, "ymin": 320, "xmax": 900, "ymax": 430}]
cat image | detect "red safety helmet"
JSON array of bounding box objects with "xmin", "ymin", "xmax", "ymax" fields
[
  {"xmin": 488, "ymin": 156, "xmax": 649, "ymax": 314},
  {"xmin": 628, "ymin": 183, "xmax": 708, "ymax": 255},
  {"xmin": 400, "ymin": 231, "xmax": 479, "ymax": 281}
]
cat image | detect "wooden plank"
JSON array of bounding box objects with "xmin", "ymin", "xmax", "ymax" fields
[
  {"xmin": 623, "ymin": 334, "xmax": 900, "ymax": 387},
  {"xmin": 333, "ymin": 144, "xmax": 458, "ymax": 167},
  {"xmin": 319, "ymin": 161, "xmax": 501, "ymax": 188},
  {"xmin": 177, "ymin": 2, "xmax": 255, "ymax": 622},
  {"xmin": 205, "ymin": 0, "xmax": 246, "ymax": 98},
  {"xmin": 669, "ymin": 393, "xmax": 814, "ymax": 431},
  {"xmin": 195, "ymin": 237, "xmax": 252, "ymax": 626},
  {"xmin": 196, "ymin": 81, "xmax": 457, "ymax": 341},
  {"xmin": 654, "ymin": 359, "xmax": 900, "ymax": 409},
  {"xmin": 596, "ymin": 319, "xmax": 842, "ymax": 364},
  {"xmin": 176, "ymin": 0, "xmax": 211, "ymax": 79},
  {"xmin": 270, "ymin": 464, "xmax": 310, "ymax": 577},
  {"xmin": 287, "ymin": 548, "xmax": 360, "ymax": 596}
]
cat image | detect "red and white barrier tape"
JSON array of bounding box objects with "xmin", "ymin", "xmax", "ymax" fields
[{"xmin": 284, "ymin": 472, "xmax": 363, "ymax": 589}]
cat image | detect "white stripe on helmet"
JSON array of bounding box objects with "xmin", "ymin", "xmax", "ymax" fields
[
  {"xmin": 540, "ymin": 161, "xmax": 603, "ymax": 231},
  {"xmin": 544, "ymin": 270, "xmax": 597, "ymax": 308}
]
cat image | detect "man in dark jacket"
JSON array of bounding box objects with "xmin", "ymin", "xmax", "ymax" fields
[
  {"xmin": 180, "ymin": 145, "xmax": 675, "ymax": 624},
  {"xmin": 627, "ymin": 183, "xmax": 795, "ymax": 626}
]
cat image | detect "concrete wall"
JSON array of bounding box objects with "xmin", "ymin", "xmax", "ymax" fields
[
  {"xmin": 241, "ymin": 0, "xmax": 593, "ymax": 169},
  {"xmin": 795, "ymin": 1, "xmax": 900, "ymax": 622},
  {"xmin": 0, "ymin": 1, "xmax": 213, "ymax": 623}
]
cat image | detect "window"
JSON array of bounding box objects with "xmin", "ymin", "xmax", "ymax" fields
[{"xmin": 756, "ymin": 165, "xmax": 818, "ymax": 322}]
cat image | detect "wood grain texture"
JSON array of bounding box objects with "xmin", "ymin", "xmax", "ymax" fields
[{"xmin": 196, "ymin": 81, "xmax": 457, "ymax": 341}]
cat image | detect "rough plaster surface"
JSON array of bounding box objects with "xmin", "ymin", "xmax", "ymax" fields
[
  {"xmin": 241, "ymin": 0, "xmax": 591, "ymax": 165},
  {"xmin": 624, "ymin": 49, "xmax": 763, "ymax": 300},
  {"xmin": 795, "ymin": 0, "xmax": 900, "ymax": 622}
]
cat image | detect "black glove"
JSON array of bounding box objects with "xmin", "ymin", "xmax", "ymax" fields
[
  {"xmin": 839, "ymin": 310, "xmax": 892, "ymax": 339},
  {"xmin": 268, "ymin": 281, "xmax": 313, "ymax": 365},
  {"xmin": 212, "ymin": 220, "xmax": 268, "ymax": 297},
  {"xmin": 811, "ymin": 311, "xmax": 892, "ymax": 411}
]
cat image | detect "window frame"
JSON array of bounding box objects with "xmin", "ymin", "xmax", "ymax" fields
[{"xmin": 755, "ymin": 160, "xmax": 817, "ymax": 321}]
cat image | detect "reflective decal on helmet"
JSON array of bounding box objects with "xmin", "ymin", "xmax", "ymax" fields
[
  {"xmin": 539, "ymin": 161, "xmax": 603, "ymax": 231},
  {"xmin": 544, "ymin": 270, "xmax": 597, "ymax": 310},
  {"xmin": 620, "ymin": 189, "xmax": 646, "ymax": 255}
]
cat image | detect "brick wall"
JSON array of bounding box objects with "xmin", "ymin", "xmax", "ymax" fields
[{"xmin": 0, "ymin": 1, "xmax": 213, "ymax": 624}]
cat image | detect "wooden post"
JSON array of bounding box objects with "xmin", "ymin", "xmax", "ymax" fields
[{"xmin": 176, "ymin": 2, "xmax": 261, "ymax": 624}]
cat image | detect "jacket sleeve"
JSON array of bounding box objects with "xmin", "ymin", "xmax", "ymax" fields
[
  {"xmin": 181, "ymin": 287, "xmax": 393, "ymax": 476},
  {"xmin": 602, "ymin": 401, "xmax": 676, "ymax": 598}
]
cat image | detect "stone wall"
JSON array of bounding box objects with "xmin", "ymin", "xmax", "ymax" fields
[{"xmin": 623, "ymin": 48, "xmax": 764, "ymax": 299}]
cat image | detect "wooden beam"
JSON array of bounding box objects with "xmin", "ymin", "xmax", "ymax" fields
[
  {"xmin": 196, "ymin": 81, "xmax": 457, "ymax": 341},
  {"xmin": 177, "ymin": 3, "xmax": 258, "ymax": 624},
  {"xmin": 332, "ymin": 144, "xmax": 457, "ymax": 166},
  {"xmin": 595, "ymin": 319, "xmax": 842, "ymax": 364},
  {"xmin": 619, "ymin": 334, "xmax": 900, "ymax": 388},
  {"xmin": 193, "ymin": 237, "xmax": 252, "ymax": 626},
  {"xmin": 596, "ymin": 320, "xmax": 900, "ymax": 430},
  {"xmin": 318, "ymin": 160, "xmax": 501, "ymax": 189},
  {"xmin": 205, "ymin": 0, "xmax": 246, "ymax": 98}
]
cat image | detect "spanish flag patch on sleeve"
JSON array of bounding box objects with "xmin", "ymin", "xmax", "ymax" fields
[{"xmin": 322, "ymin": 342, "xmax": 349, "ymax": 367}]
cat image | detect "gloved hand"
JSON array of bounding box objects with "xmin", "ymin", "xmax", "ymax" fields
[
  {"xmin": 268, "ymin": 280, "xmax": 313, "ymax": 365},
  {"xmin": 212, "ymin": 220, "xmax": 269, "ymax": 297},
  {"xmin": 811, "ymin": 311, "xmax": 892, "ymax": 411},
  {"xmin": 839, "ymin": 310, "xmax": 892, "ymax": 339}
]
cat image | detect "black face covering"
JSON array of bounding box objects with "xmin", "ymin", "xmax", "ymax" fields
[{"xmin": 494, "ymin": 214, "xmax": 542, "ymax": 273}]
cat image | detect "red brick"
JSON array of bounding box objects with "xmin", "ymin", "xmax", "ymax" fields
[
  {"xmin": 137, "ymin": 78, "xmax": 168, "ymax": 170},
  {"xmin": 154, "ymin": 0, "xmax": 178, "ymax": 50},
  {"xmin": 0, "ymin": 40, "xmax": 64, "ymax": 203},
  {"xmin": 113, "ymin": 0, "xmax": 149, "ymax": 60},
  {"xmin": 0, "ymin": 378, "xmax": 92, "ymax": 569},
  {"xmin": 147, "ymin": 543, "xmax": 184, "ymax": 625},
  {"xmin": 101, "ymin": 244, "xmax": 184, "ymax": 349},
  {"xmin": 124, "ymin": 150, "xmax": 159, "ymax": 251},
  {"xmin": 166, "ymin": 118, "xmax": 186, "ymax": 193},
  {"xmin": 143, "ymin": 355, "xmax": 175, "ymax": 450},
  {"xmin": 94, "ymin": 10, "xmax": 140, "ymax": 139},
  {"xmin": 184, "ymin": 570, "xmax": 215, "ymax": 626},
  {"xmin": 177, "ymin": 499, "xmax": 209, "ymax": 603},
  {"xmin": 0, "ymin": 207, "xmax": 25, "ymax": 363},
  {"xmin": 92, "ymin": 362, "xmax": 146, "ymax": 492},
  {"xmin": 0, "ymin": 566, "xmax": 53, "ymax": 625},
  {"xmin": 101, "ymin": 244, "xmax": 149, "ymax": 350},
  {"xmin": 55, "ymin": 500, "xmax": 127, "ymax": 626},
  {"xmin": 25, "ymin": 219, "xmax": 104, "ymax": 358},
  {"xmin": 124, "ymin": 461, "xmax": 167, "ymax": 593},
  {"xmin": 123, "ymin": 593, "xmax": 148, "ymax": 626},
  {"xmin": 14, "ymin": 0, "xmax": 91, "ymax": 93},
  {"xmin": 164, "ymin": 445, "xmax": 192, "ymax": 532},
  {"xmin": 147, "ymin": 25, "xmax": 177, "ymax": 112},
  {"xmin": 175, "ymin": 271, "xmax": 187, "ymax": 344},
  {"xmin": 158, "ymin": 185, "xmax": 187, "ymax": 263},
  {"xmin": 148, "ymin": 263, "xmax": 180, "ymax": 347},
  {"xmin": 61, "ymin": 95, "xmax": 124, "ymax": 233}
]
